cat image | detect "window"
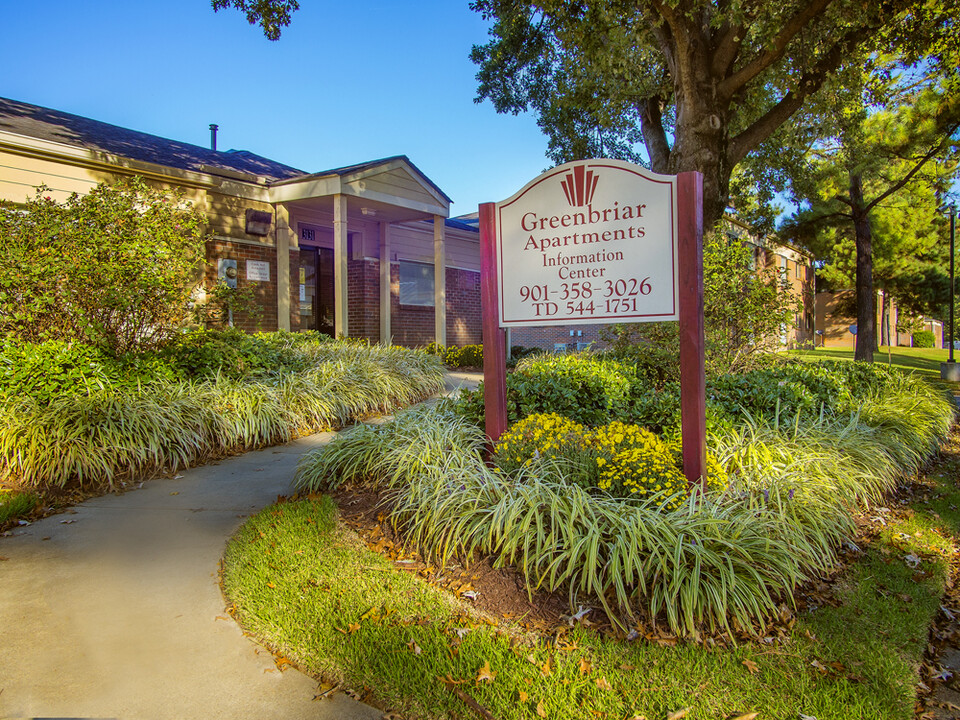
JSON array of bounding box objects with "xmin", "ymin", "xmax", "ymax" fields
[
  {"xmin": 398, "ymin": 260, "xmax": 434, "ymax": 306},
  {"xmin": 795, "ymin": 262, "xmax": 801, "ymax": 279}
]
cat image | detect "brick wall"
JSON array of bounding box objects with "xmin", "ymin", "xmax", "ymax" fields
[
  {"xmin": 390, "ymin": 265, "xmax": 482, "ymax": 347},
  {"xmin": 204, "ymin": 239, "xmax": 279, "ymax": 332},
  {"xmin": 201, "ymin": 246, "xmax": 483, "ymax": 346},
  {"xmin": 347, "ymin": 259, "xmax": 380, "ymax": 342},
  {"xmin": 446, "ymin": 267, "xmax": 482, "ymax": 347},
  {"xmin": 509, "ymin": 324, "xmax": 606, "ymax": 352}
]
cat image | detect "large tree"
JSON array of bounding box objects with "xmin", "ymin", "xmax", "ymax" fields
[
  {"xmin": 768, "ymin": 61, "xmax": 960, "ymax": 361},
  {"xmin": 469, "ymin": 0, "xmax": 959, "ymax": 228}
]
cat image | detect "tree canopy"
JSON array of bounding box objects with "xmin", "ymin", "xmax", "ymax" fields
[
  {"xmin": 470, "ymin": 0, "xmax": 960, "ymax": 227},
  {"xmin": 211, "ymin": 0, "xmax": 299, "ymax": 41}
]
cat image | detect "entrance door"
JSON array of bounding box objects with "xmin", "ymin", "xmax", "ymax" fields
[{"xmin": 298, "ymin": 247, "xmax": 335, "ymax": 337}]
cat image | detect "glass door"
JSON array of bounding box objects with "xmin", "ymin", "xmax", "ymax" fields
[{"xmin": 298, "ymin": 247, "xmax": 335, "ymax": 337}]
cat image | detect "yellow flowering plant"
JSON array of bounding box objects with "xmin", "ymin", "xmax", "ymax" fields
[
  {"xmin": 494, "ymin": 415, "xmax": 728, "ymax": 505},
  {"xmin": 492, "ymin": 413, "xmax": 590, "ymax": 478}
]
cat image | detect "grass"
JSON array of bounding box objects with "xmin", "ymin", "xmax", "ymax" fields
[
  {"xmin": 294, "ymin": 379, "xmax": 954, "ymax": 639},
  {"xmin": 0, "ymin": 488, "xmax": 37, "ymax": 525},
  {"xmin": 222, "ymin": 468, "xmax": 959, "ymax": 719},
  {"xmin": 222, "ymin": 356, "xmax": 959, "ymax": 717}
]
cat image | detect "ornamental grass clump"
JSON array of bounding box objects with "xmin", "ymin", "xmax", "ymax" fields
[
  {"xmin": 296, "ymin": 403, "xmax": 831, "ymax": 635},
  {"xmin": 0, "ymin": 341, "xmax": 444, "ymax": 490}
]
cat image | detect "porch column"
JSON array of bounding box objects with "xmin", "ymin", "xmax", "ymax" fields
[
  {"xmin": 334, "ymin": 193, "xmax": 348, "ymax": 338},
  {"xmin": 434, "ymin": 214, "xmax": 446, "ymax": 347},
  {"xmin": 380, "ymin": 221, "xmax": 391, "ymax": 345},
  {"xmin": 275, "ymin": 203, "xmax": 292, "ymax": 331}
]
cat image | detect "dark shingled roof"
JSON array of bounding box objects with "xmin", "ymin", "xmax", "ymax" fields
[{"xmin": 0, "ymin": 96, "xmax": 306, "ymax": 182}]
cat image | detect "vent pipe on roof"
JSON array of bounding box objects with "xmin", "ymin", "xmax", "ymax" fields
[{"xmin": 209, "ymin": 124, "xmax": 219, "ymax": 152}]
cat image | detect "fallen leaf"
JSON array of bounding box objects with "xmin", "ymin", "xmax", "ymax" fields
[
  {"xmin": 170, "ymin": 491, "xmax": 179, "ymax": 496},
  {"xmin": 666, "ymin": 709, "xmax": 690, "ymax": 720},
  {"xmin": 594, "ymin": 676, "xmax": 613, "ymax": 691},
  {"xmin": 438, "ymin": 673, "xmax": 466, "ymax": 686},
  {"xmin": 742, "ymin": 659, "xmax": 759, "ymax": 674},
  {"xmin": 619, "ymin": 663, "xmax": 636, "ymax": 671},
  {"xmin": 519, "ymin": 690, "xmax": 529, "ymax": 702},
  {"xmin": 408, "ymin": 640, "xmax": 422, "ymax": 655},
  {"xmin": 0, "ymin": 556, "xmax": 8, "ymax": 561},
  {"xmin": 536, "ymin": 700, "xmax": 547, "ymax": 717},
  {"xmin": 728, "ymin": 714, "xmax": 759, "ymax": 720},
  {"xmin": 476, "ymin": 660, "xmax": 496, "ymax": 684},
  {"xmin": 579, "ymin": 658, "xmax": 593, "ymax": 675},
  {"xmin": 266, "ymin": 582, "xmax": 275, "ymax": 589},
  {"xmin": 540, "ymin": 657, "xmax": 553, "ymax": 677}
]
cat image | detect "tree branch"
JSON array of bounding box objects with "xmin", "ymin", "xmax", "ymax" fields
[
  {"xmin": 710, "ymin": 20, "xmax": 746, "ymax": 78},
  {"xmin": 864, "ymin": 122, "xmax": 960, "ymax": 213},
  {"xmin": 716, "ymin": 0, "xmax": 834, "ymax": 99},
  {"xmin": 727, "ymin": 26, "xmax": 865, "ymax": 167},
  {"xmin": 639, "ymin": 96, "xmax": 672, "ymax": 172}
]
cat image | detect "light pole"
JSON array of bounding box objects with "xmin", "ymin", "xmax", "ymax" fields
[{"xmin": 941, "ymin": 204, "xmax": 958, "ymax": 382}]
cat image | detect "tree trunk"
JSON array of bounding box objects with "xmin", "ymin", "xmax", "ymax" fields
[{"xmin": 849, "ymin": 173, "xmax": 875, "ymax": 363}]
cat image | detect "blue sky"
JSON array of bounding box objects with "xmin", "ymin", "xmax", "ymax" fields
[{"xmin": 1, "ymin": 0, "xmax": 551, "ymax": 213}]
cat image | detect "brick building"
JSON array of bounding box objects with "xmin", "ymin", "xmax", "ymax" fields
[{"xmin": 0, "ymin": 96, "xmax": 481, "ymax": 346}]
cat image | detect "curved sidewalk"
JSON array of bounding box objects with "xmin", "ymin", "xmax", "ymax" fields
[{"xmin": 0, "ymin": 372, "xmax": 481, "ymax": 720}]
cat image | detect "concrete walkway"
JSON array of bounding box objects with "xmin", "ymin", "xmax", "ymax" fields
[{"xmin": 0, "ymin": 372, "xmax": 481, "ymax": 720}]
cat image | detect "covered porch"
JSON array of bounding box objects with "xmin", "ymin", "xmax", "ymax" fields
[{"xmin": 268, "ymin": 156, "xmax": 452, "ymax": 346}]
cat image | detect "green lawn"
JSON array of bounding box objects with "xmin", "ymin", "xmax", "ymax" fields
[{"xmin": 223, "ymin": 471, "xmax": 959, "ymax": 720}]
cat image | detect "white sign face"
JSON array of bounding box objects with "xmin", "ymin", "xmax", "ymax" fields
[
  {"xmin": 246, "ymin": 260, "xmax": 270, "ymax": 282},
  {"xmin": 496, "ymin": 159, "xmax": 678, "ymax": 327}
]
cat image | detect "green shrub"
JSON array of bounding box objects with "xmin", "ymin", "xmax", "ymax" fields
[
  {"xmin": 425, "ymin": 342, "xmax": 484, "ymax": 368},
  {"xmin": 160, "ymin": 328, "xmax": 324, "ymax": 380},
  {"xmin": 0, "ymin": 340, "xmax": 115, "ymax": 403},
  {"xmin": 913, "ymin": 330, "xmax": 935, "ymax": 348},
  {"xmin": 459, "ymin": 353, "xmax": 640, "ymax": 427},
  {"xmin": 0, "ymin": 178, "xmax": 206, "ymax": 354}
]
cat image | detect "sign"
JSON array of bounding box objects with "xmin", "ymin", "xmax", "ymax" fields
[
  {"xmin": 849, "ymin": 324, "xmax": 857, "ymax": 335},
  {"xmin": 496, "ymin": 160, "xmax": 678, "ymax": 326},
  {"xmin": 246, "ymin": 260, "xmax": 270, "ymax": 282},
  {"xmin": 479, "ymin": 162, "xmax": 706, "ymax": 488}
]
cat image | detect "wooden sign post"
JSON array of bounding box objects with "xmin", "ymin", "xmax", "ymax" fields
[{"xmin": 479, "ymin": 162, "xmax": 705, "ymax": 486}]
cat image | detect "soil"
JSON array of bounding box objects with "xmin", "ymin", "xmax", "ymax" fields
[{"xmin": 328, "ymin": 487, "xmax": 570, "ymax": 631}]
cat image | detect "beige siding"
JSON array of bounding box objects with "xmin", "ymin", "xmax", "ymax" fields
[
  {"xmin": 355, "ymin": 169, "xmax": 440, "ymax": 207},
  {"xmin": 0, "ymin": 150, "xmax": 103, "ymax": 202},
  {"xmin": 391, "ymin": 223, "xmax": 478, "ymax": 270},
  {"xmin": 206, "ymin": 191, "xmax": 274, "ymax": 243}
]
